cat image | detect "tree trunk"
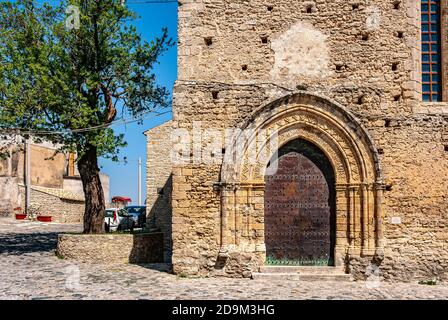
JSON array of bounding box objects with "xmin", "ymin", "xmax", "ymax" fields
[{"xmin": 77, "ymin": 145, "xmax": 105, "ymax": 234}]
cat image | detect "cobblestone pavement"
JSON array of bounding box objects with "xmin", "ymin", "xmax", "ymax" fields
[{"xmin": 1, "ymin": 218, "xmax": 448, "ymax": 300}]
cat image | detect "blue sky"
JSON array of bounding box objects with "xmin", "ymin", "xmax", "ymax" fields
[{"xmin": 98, "ymin": 2, "xmax": 178, "ymax": 204}]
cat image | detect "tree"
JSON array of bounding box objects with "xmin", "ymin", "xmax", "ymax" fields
[{"xmin": 0, "ymin": 0, "xmax": 173, "ymax": 233}]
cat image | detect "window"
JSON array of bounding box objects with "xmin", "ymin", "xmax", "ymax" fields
[
  {"xmin": 118, "ymin": 209, "xmax": 128, "ymax": 217},
  {"xmin": 421, "ymin": 0, "xmax": 442, "ymax": 102},
  {"xmin": 104, "ymin": 210, "xmax": 114, "ymax": 218}
]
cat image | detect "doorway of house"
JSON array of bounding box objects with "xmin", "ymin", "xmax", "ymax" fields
[{"xmin": 264, "ymin": 138, "xmax": 336, "ymax": 266}]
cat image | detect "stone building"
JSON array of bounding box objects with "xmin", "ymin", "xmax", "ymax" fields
[
  {"xmin": 0, "ymin": 141, "xmax": 110, "ymax": 223},
  {"xmin": 146, "ymin": 0, "xmax": 448, "ymax": 281},
  {"xmin": 145, "ymin": 121, "xmax": 173, "ymax": 262}
]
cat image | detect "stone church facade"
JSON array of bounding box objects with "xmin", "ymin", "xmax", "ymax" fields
[{"xmin": 146, "ymin": 0, "xmax": 448, "ymax": 281}]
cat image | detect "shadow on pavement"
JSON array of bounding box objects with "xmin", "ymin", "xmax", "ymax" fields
[
  {"xmin": 132, "ymin": 263, "xmax": 173, "ymax": 274},
  {"xmin": 0, "ymin": 232, "xmax": 59, "ymax": 255}
]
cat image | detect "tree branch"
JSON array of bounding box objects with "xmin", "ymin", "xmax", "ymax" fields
[{"xmin": 100, "ymin": 84, "xmax": 116, "ymax": 123}]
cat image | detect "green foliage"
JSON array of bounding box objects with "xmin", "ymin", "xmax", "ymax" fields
[
  {"xmin": 418, "ymin": 278, "xmax": 438, "ymax": 286},
  {"xmin": 0, "ymin": 0, "xmax": 173, "ymax": 160},
  {"xmin": 265, "ymin": 255, "xmax": 332, "ymax": 266},
  {"xmin": 55, "ymin": 252, "xmax": 65, "ymax": 260}
]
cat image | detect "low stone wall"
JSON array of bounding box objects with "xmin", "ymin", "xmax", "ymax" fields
[
  {"xmin": 57, "ymin": 233, "xmax": 164, "ymax": 264},
  {"xmin": 19, "ymin": 187, "xmax": 84, "ymax": 223}
]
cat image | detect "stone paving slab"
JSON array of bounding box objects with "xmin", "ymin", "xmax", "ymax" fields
[{"xmin": 1, "ymin": 218, "xmax": 448, "ymax": 300}]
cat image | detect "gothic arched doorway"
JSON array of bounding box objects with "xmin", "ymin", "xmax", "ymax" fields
[{"xmin": 264, "ymin": 138, "xmax": 336, "ymax": 266}]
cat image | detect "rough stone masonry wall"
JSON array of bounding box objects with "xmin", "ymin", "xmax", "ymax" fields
[
  {"xmin": 351, "ymin": 115, "xmax": 448, "ymax": 281},
  {"xmin": 171, "ymin": 0, "xmax": 448, "ymax": 281},
  {"xmin": 19, "ymin": 187, "xmax": 84, "ymax": 223},
  {"xmin": 145, "ymin": 121, "xmax": 173, "ymax": 262},
  {"xmin": 57, "ymin": 233, "xmax": 164, "ymax": 264}
]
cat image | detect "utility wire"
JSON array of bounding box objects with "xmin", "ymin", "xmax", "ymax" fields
[
  {"xmin": 1, "ymin": 0, "xmax": 175, "ymax": 135},
  {"xmin": 125, "ymin": 0, "xmax": 178, "ymax": 4},
  {"xmin": 39, "ymin": 0, "xmax": 178, "ymax": 4},
  {"xmin": 0, "ymin": 110, "xmax": 171, "ymax": 135},
  {"xmin": 31, "ymin": 0, "xmax": 178, "ymax": 8}
]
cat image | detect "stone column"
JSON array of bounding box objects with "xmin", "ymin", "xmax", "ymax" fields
[
  {"xmin": 250, "ymin": 183, "xmax": 266, "ymax": 267},
  {"xmin": 335, "ymin": 185, "xmax": 349, "ymax": 267},
  {"xmin": 361, "ymin": 183, "xmax": 369, "ymax": 255},
  {"xmin": 346, "ymin": 185, "xmax": 355, "ymax": 246},
  {"xmin": 219, "ymin": 184, "xmax": 235, "ymax": 254},
  {"xmin": 367, "ymin": 185, "xmax": 377, "ymax": 252},
  {"xmin": 374, "ymin": 182, "xmax": 385, "ymax": 250},
  {"xmin": 347, "ymin": 185, "xmax": 359, "ymax": 255}
]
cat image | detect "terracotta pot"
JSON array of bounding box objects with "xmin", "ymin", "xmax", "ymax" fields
[
  {"xmin": 37, "ymin": 216, "xmax": 52, "ymax": 222},
  {"xmin": 15, "ymin": 214, "xmax": 27, "ymax": 220}
]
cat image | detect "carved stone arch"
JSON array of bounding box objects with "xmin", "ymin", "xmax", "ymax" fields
[
  {"xmin": 223, "ymin": 95, "xmax": 381, "ymax": 185},
  {"xmin": 219, "ymin": 92, "xmax": 384, "ymax": 271},
  {"xmin": 247, "ymin": 122, "xmax": 353, "ymax": 185}
]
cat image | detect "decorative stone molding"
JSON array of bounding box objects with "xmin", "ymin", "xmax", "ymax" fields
[{"xmin": 219, "ymin": 92, "xmax": 384, "ymax": 268}]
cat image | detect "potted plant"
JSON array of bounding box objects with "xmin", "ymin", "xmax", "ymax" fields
[
  {"xmin": 37, "ymin": 215, "xmax": 52, "ymax": 222},
  {"xmin": 14, "ymin": 207, "xmax": 27, "ymax": 220},
  {"xmin": 28, "ymin": 206, "xmax": 52, "ymax": 222}
]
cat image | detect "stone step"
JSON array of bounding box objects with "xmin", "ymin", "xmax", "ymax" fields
[
  {"xmin": 259, "ymin": 266, "xmax": 346, "ymax": 274},
  {"xmin": 253, "ymin": 266, "xmax": 352, "ymax": 282},
  {"xmin": 252, "ymin": 272, "xmax": 352, "ymax": 282}
]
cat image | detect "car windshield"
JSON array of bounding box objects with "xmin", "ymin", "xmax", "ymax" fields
[
  {"xmin": 118, "ymin": 209, "xmax": 128, "ymax": 217},
  {"xmin": 126, "ymin": 207, "xmax": 145, "ymax": 214},
  {"xmin": 104, "ymin": 210, "xmax": 115, "ymax": 218}
]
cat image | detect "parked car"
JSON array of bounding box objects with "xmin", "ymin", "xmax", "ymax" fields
[
  {"xmin": 124, "ymin": 206, "xmax": 147, "ymax": 228},
  {"xmin": 104, "ymin": 208, "xmax": 134, "ymax": 232}
]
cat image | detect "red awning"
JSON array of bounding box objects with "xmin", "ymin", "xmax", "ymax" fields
[{"xmin": 112, "ymin": 196, "xmax": 132, "ymax": 203}]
